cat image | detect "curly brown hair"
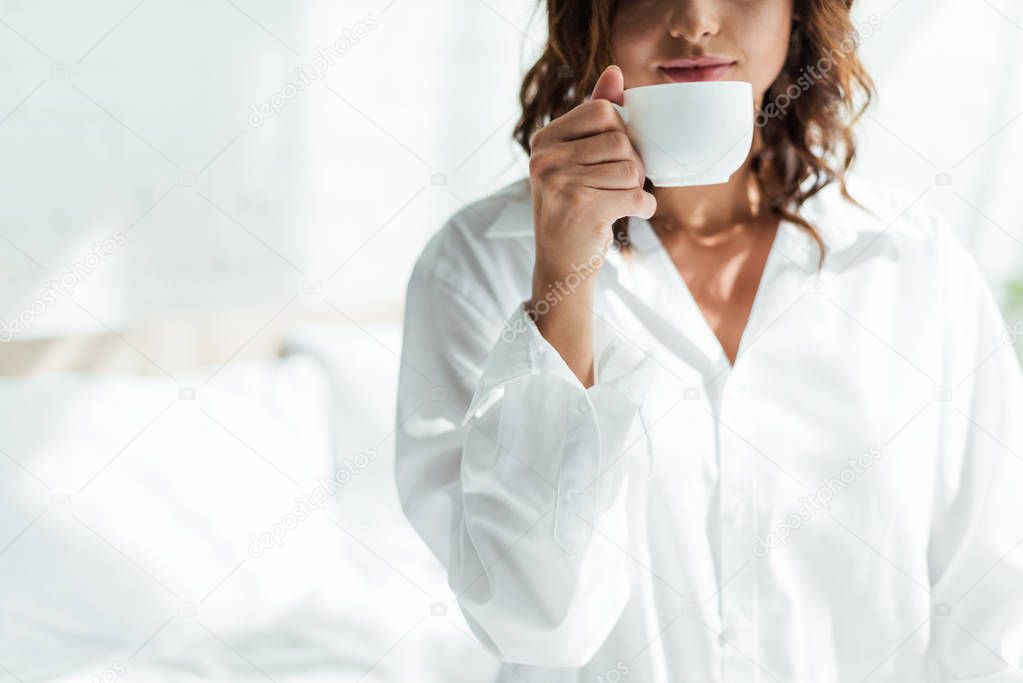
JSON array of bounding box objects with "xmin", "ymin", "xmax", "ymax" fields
[{"xmin": 513, "ymin": 0, "xmax": 878, "ymax": 270}]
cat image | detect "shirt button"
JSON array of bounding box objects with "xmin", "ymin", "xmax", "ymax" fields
[{"xmin": 576, "ymin": 398, "xmax": 591, "ymax": 415}]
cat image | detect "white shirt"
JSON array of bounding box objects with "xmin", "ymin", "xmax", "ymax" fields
[{"xmin": 394, "ymin": 176, "xmax": 1023, "ymax": 682}]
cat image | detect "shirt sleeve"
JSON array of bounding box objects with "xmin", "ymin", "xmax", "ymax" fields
[
  {"xmin": 394, "ymin": 255, "xmax": 657, "ymax": 668},
  {"xmin": 927, "ymin": 225, "xmax": 1023, "ymax": 680}
]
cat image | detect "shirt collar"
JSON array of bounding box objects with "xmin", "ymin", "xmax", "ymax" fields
[
  {"xmin": 481, "ymin": 177, "xmax": 891, "ymax": 271},
  {"xmin": 625, "ymin": 180, "xmax": 892, "ymax": 271},
  {"xmin": 481, "ymin": 180, "xmax": 534, "ymax": 240}
]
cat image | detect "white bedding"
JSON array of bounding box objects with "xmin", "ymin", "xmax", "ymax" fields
[{"xmin": 0, "ymin": 324, "xmax": 498, "ymax": 682}]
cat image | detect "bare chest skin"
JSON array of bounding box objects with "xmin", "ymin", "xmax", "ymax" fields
[{"xmin": 654, "ymin": 216, "xmax": 780, "ymax": 366}]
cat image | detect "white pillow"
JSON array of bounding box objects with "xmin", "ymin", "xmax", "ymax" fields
[
  {"xmin": 0, "ymin": 355, "xmax": 337, "ymax": 680},
  {"xmin": 0, "ymin": 328, "xmax": 500, "ymax": 683}
]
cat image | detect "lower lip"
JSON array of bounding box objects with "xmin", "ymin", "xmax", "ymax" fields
[{"xmin": 659, "ymin": 63, "xmax": 736, "ymax": 82}]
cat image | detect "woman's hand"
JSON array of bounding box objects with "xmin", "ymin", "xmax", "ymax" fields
[
  {"xmin": 525, "ymin": 65, "xmax": 656, "ymax": 387},
  {"xmin": 528, "ymin": 65, "xmax": 656, "ymax": 283}
]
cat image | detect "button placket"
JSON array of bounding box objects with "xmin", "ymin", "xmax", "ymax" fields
[{"xmin": 717, "ymin": 376, "xmax": 759, "ymax": 681}]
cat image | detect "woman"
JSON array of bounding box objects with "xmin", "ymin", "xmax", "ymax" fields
[{"xmin": 395, "ymin": 0, "xmax": 1023, "ymax": 680}]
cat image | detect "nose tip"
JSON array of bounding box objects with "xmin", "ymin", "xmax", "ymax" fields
[{"xmin": 667, "ymin": 3, "xmax": 720, "ymax": 42}]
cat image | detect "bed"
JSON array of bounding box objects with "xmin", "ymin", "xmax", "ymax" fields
[{"xmin": 0, "ymin": 320, "xmax": 498, "ymax": 683}]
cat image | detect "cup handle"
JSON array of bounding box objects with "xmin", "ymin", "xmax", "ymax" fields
[{"xmin": 611, "ymin": 102, "xmax": 628, "ymax": 124}]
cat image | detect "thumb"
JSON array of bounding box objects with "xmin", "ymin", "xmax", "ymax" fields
[{"xmin": 590, "ymin": 65, "xmax": 624, "ymax": 105}]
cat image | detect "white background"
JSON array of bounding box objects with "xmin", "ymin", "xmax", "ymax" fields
[{"xmin": 0, "ymin": 0, "xmax": 1020, "ymax": 340}]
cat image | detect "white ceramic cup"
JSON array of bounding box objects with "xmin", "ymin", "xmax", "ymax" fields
[{"xmin": 611, "ymin": 81, "xmax": 754, "ymax": 187}]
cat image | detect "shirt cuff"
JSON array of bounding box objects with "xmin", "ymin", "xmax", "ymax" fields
[
  {"xmin": 462, "ymin": 299, "xmax": 658, "ymax": 554},
  {"xmin": 463, "ymin": 300, "xmax": 656, "ymax": 419}
]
